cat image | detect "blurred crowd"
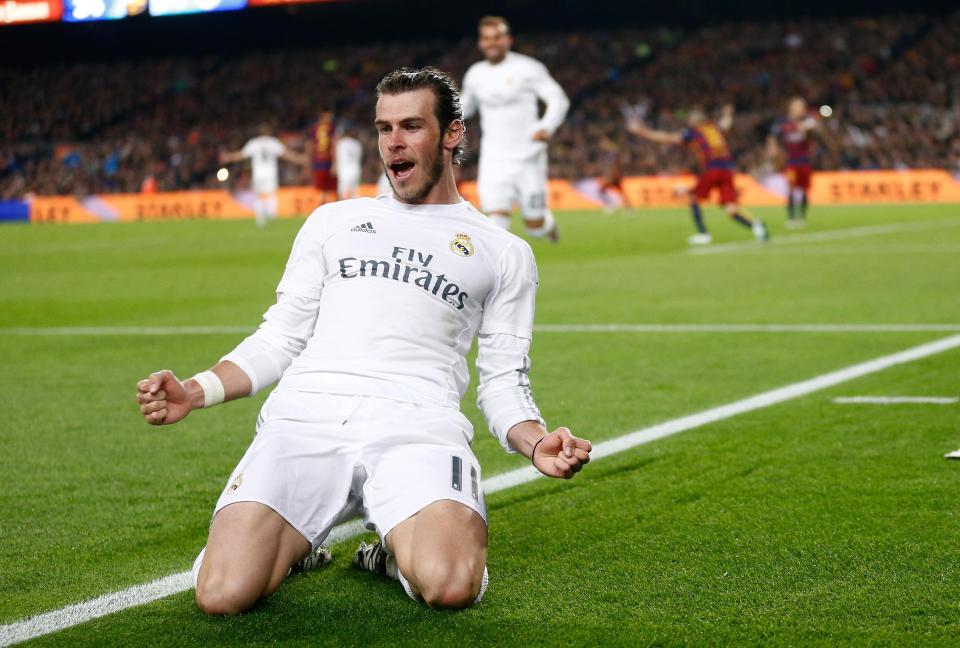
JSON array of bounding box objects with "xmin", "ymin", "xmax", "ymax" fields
[
  {"xmin": 1, "ymin": 11, "xmax": 957, "ymax": 199},
  {"xmin": 577, "ymin": 12, "xmax": 960, "ymax": 178}
]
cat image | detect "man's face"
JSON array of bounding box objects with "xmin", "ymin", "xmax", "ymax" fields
[
  {"xmin": 687, "ymin": 109, "xmax": 705, "ymax": 127},
  {"xmin": 788, "ymin": 98, "xmax": 807, "ymax": 120},
  {"xmin": 478, "ymin": 23, "xmax": 512, "ymax": 63},
  {"xmin": 376, "ymin": 89, "xmax": 447, "ymax": 203}
]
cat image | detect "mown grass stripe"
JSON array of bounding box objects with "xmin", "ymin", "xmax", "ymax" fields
[
  {"xmin": 3, "ymin": 323, "xmax": 960, "ymax": 336},
  {"xmin": 3, "ymin": 333, "xmax": 960, "ymax": 647}
]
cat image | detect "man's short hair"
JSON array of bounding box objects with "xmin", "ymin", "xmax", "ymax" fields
[
  {"xmin": 376, "ymin": 67, "xmax": 466, "ymax": 164},
  {"xmin": 479, "ymin": 15, "xmax": 510, "ymax": 34}
]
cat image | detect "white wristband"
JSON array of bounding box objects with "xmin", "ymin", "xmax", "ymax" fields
[{"xmin": 191, "ymin": 370, "xmax": 225, "ymax": 408}]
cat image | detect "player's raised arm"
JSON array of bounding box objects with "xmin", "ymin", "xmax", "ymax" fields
[
  {"xmin": 626, "ymin": 117, "xmax": 684, "ymax": 145},
  {"xmin": 799, "ymin": 114, "xmax": 820, "ymax": 133},
  {"xmin": 475, "ymin": 239, "xmax": 591, "ymax": 479},
  {"xmin": 134, "ymin": 213, "xmax": 329, "ymax": 427},
  {"xmin": 263, "ymin": 137, "xmax": 305, "ymax": 167},
  {"xmin": 530, "ymin": 62, "xmax": 569, "ymax": 142},
  {"xmin": 281, "ymin": 149, "xmax": 309, "ymax": 167},
  {"xmin": 717, "ymin": 104, "xmax": 735, "ymax": 132},
  {"xmin": 219, "ymin": 149, "xmax": 246, "ymax": 164}
]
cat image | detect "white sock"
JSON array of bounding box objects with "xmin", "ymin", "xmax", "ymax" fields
[
  {"xmin": 385, "ymin": 553, "xmax": 399, "ymax": 580},
  {"xmin": 397, "ymin": 569, "xmax": 420, "ymax": 602},
  {"xmin": 791, "ymin": 188, "xmax": 805, "ymax": 208},
  {"xmin": 489, "ymin": 214, "xmax": 511, "ymax": 230},
  {"xmin": 254, "ymin": 198, "xmax": 267, "ymax": 227},
  {"xmin": 266, "ymin": 194, "xmax": 278, "ymax": 221},
  {"xmin": 191, "ymin": 547, "xmax": 206, "ymax": 589},
  {"xmin": 397, "ymin": 566, "xmax": 489, "ymax": 605},
  {"xmin": 476, "ymin": 566, "xmax": 489, "ymax": 604}
]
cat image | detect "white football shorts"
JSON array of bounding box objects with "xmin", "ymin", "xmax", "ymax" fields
[
  {"xmin": 214, "ymin": 390, "xmax": 487, "ymax": 549},
  {"xmin": 477, "ymin": 151, "xmax": 548, "ymax": 219},
  {"xmin": 251, "ymin": 177, "xmax": 279, "ymax": 195}
]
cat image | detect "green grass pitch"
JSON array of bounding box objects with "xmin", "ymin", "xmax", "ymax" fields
[{"xmin": 2, "ymin": 203, "xmax": 960, "ymax": 646}]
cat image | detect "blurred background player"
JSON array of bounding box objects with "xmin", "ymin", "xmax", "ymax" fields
[
  {"xmin": 768, "ymin": 97, "xmax": 819, "ymax": 228},
  {"xmin": 307, "ymin": 109, "xmax": 338, "ymax": 204},
  {"xmin": 627, "ymin": 105, "xmax": 769, "ymax": 245},
  {"xmin": 462, "ymin": 15, "xmax": 569, "ymax": 242},
  {"xmin": 335, "ymin": 127, "xmax": 363, "ymax": 200},
  {"xmin": 220, "ymin": 124, "xmax": 307, "ymax": 227},
  {"xmin": 599, "ymin": 136, "xmax": 631, "ymax": 213}
]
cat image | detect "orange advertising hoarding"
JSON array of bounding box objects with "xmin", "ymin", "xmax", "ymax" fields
[
  {"xmin": 29, "ymin": 191, "xmax": 253, "ymax": 224},
  {"xmin": 619, "ymin": 174, "xmax": 782, "ymax": 209},
  {"xmin": 0, "ymin": 0, "xmax": 62, "ymax": 24},
  {"xmin": 617, "ymin": 170, "xmax": 960, "ymax": 209},
  {"xmin": 809, "ymin": 170, "xmax": 960, "ymax": 204},
  {"xmin": 26, "ymin": 170, "xmax": 960, "ymax": 224}
]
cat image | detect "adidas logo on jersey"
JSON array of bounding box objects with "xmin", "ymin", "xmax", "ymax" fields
[{"xmin": 351, "ymin": 222, "xmax": 376, "ymax": 233}]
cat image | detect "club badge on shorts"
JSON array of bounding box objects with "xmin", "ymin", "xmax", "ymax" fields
[{"xmin": 449, "ymin": 233, "xmax": 475, "ymax": 257}]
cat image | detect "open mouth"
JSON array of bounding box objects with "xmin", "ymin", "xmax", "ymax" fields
[{"xmin": 389, "ymin": 159, "xmax": 415, "ymax": 182}]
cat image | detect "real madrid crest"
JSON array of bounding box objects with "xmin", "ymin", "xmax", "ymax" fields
[{"xmin": 449, "ymin": 233, "xmax": 475, "ymax": 257}]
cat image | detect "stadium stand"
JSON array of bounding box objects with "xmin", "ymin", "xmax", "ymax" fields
[{"xmin": 0, "ymin": 11, "xmax": 957, "ymax": 199}]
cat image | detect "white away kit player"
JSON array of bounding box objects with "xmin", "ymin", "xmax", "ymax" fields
[
  {"xmin": 462, "ymin": 15, "xmax": 569, "ymax": 241},
  {"xmin": 335, "ymin": 131, "xmax": 363, "ymax": 199},
  {"xmin": 135, "ymin": 67, "xmax": 591, "ymax": 615},
  {"xmin": 221, "ymin": 124, "xmax": 307, "ymax": 227}
]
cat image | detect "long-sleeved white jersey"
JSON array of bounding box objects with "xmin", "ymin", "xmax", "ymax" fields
[
  {"xmin": 221, "ymin": 194, "xmax": 544, "ymax": 451},
  {"xmin": 241, "ymin": 135, "xmax": 285, "ymax": 192},
  {"xmin": 462, "ymin": 51, "xmax": 570, "ymax": 163}
]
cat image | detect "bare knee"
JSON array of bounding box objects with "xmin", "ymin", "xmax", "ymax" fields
[
  {"xmin": 195, "ymin": 501, "xmax": 309, "ymax": 615},
  {"xmin": 195, "ymin": 569, "xmax": 259, "ymax": 615},
  {"xmin": 416, "ymin": 560, "xmax": 483, "ymax": 610}
]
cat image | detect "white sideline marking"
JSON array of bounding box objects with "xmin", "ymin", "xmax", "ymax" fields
[
  {"xmin": 0, "ymin": 326, "xmax": 252, "ymax": 336},
  {"xmin": 533, "ymin": 323, "xmax": 960, "ymax": 334},
  {"xmin": 0, "ymin": 573, "xmax": 193, "ymax": 647},
  {"xmin": 725, "ymin": 244, "xmax": 960, "ymax": 256},
  {"xmin": 3, "ymin": 333, "xmax": 960, "ymax": 646},
  {"xmin": 687, "ymin": 217, "xmax": 960, "ymax": 255},
  {"xmin": 833, "ymin": 396, "xmax": 958, "ymax": 405},
  {"xmin": 4, "ymin": 323, "xmax": 960, "ymax": 336}
]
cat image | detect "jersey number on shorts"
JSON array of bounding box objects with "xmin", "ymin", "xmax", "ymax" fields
[
  {"xmin": 451, "ymin": 456, "xmax": 480, "ymax": 502},
  {"xmin": 527, "ymin": 193, "xmax": 546, "ymax": 211}
]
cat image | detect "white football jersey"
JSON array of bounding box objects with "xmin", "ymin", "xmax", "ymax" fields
[
  {"xmin": 241, "ymin": 136, "xmax": 285, "ymax": 190},
  {"xmin": 273, "ymin": 194, "xmax": 536, "ymax": 404},
  {"xmin": 335, "ymin": 137, "xmax": 363, "ymax": 178},
  {"xmin": 224, "ymin": 193, "xmax": 541, "ymax": 437},
  {"xmin": 462, "ymin": 51, "xmax": 570, "ymax": 162}
]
